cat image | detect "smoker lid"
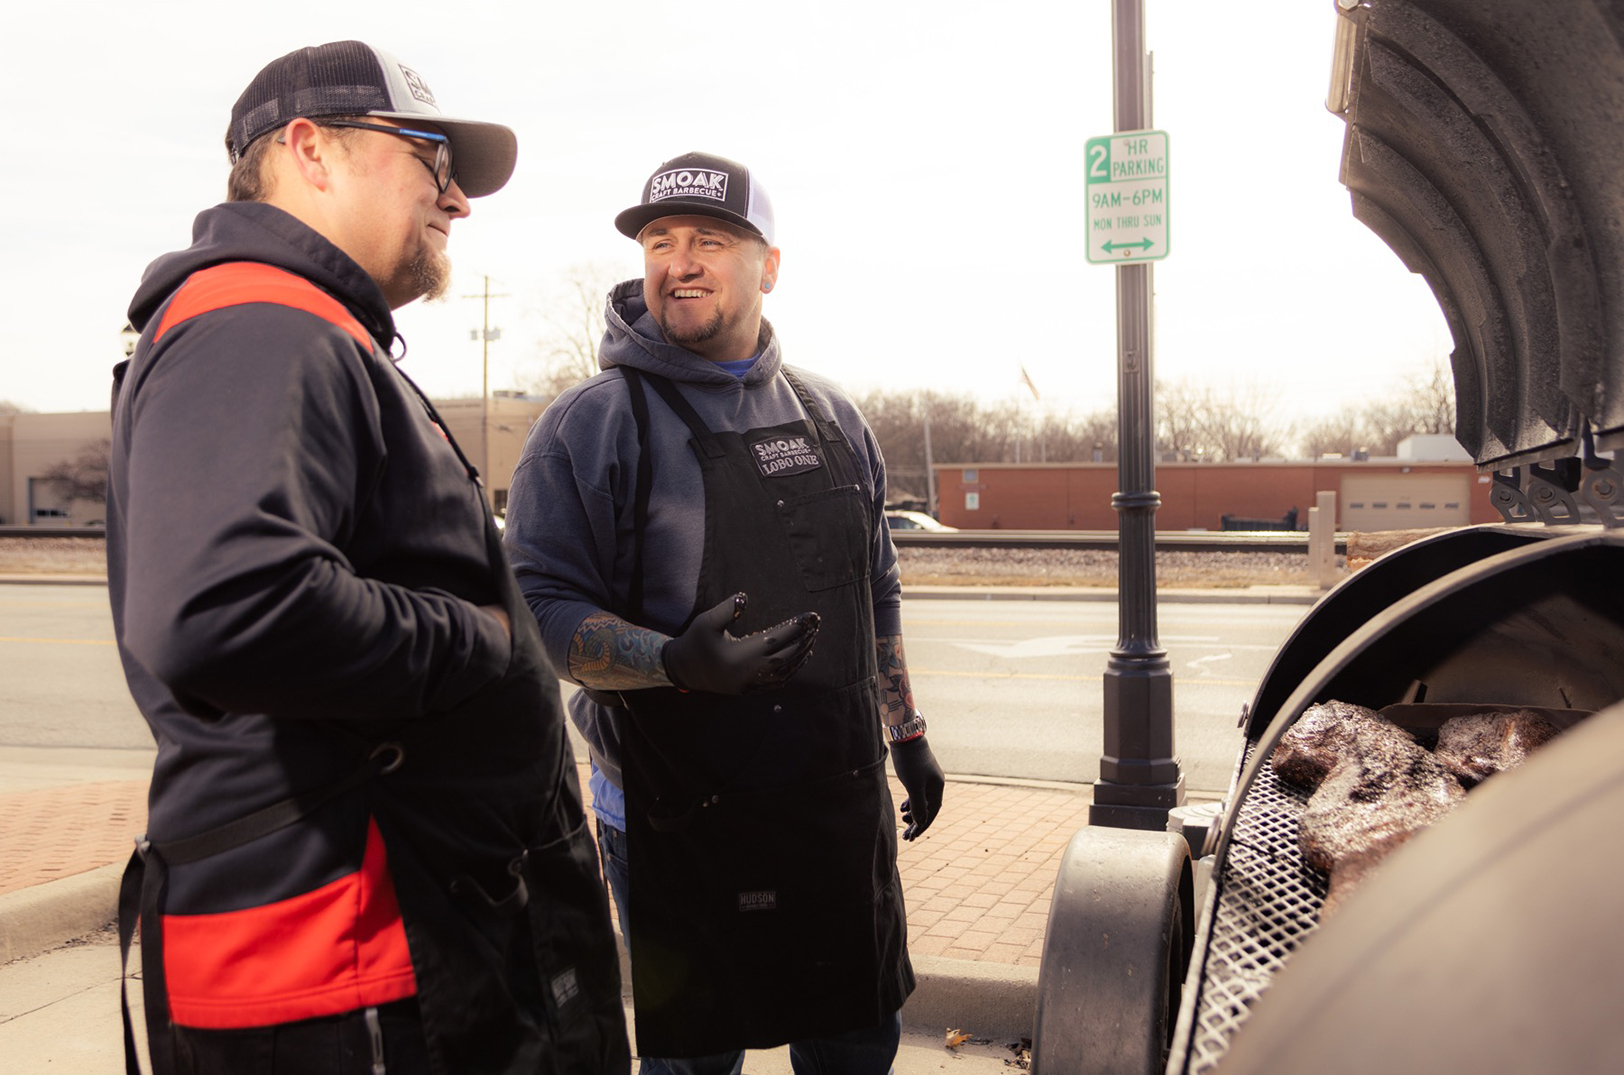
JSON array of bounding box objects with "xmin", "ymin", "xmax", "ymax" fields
[{"xmin": 1329, "ymin": 0, "xmax": 1624, "ymax": 469}]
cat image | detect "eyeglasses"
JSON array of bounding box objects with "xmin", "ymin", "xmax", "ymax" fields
[{"xmin": 317, "ymin": 120, "xmax": 456, "ymax": 194}]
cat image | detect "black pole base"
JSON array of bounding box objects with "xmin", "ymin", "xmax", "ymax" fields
[{"xmin": 1090, "ymin": 774, "xmax": 1187, "ymax": 831}]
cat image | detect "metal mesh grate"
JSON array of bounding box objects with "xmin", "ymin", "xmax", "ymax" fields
[{"xmin": 1183, "ymin": 742, "xmax": 1329, "ymax": 1074}]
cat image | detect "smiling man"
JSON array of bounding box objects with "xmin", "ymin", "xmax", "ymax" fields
[
  {"xmin": 108, "ymin": 41, "xmax": 627, "ymax": 1075},
  {"xmin": 505, "ymin": 151, "xmax": 947, "ymax": 1073}
]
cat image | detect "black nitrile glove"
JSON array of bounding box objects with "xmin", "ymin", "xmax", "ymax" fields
[
  {"xmin": 891, "ymin": 736, "xmax": 944, "ymax": 840},
  {"xmin": 661, "ymin": 592, "xmax": 820, "ymax": 695}
]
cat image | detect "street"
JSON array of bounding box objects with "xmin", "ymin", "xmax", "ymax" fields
[
  {"xmin": 0, "ymin": 584, "xmax": 1307, "ymax": 795},
  {"xmin": 900, "ymin": 599, "xmax": 1303, "ymax": 793}
]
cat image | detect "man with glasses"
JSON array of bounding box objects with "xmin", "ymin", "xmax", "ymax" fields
[{"xmin": 109, "ymin": 41, "xmax": 628, "ymax": 1075}]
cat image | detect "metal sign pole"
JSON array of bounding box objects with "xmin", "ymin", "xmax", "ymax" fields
[{"xmin": 1091, "ymin": 0, "xmax": 1185, "ymax": 829}]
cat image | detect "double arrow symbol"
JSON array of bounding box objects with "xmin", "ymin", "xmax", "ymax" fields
[{"xmin": 1102, "ymin": 238, "xmax": 1155, "ymax": 254}]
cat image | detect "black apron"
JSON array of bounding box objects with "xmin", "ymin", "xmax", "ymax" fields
[{"xmin": 616, "ymin": 368, "xmax": 913, "ymax": 1058}]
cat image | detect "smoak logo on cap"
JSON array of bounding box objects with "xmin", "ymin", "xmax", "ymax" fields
[
  {"xmin": 650, "ymin": 167, "xmax": 729, "ymax": 203},
  {"xmin": 398, "ymin": 64, "xmax": 437, "ymax": 106}
]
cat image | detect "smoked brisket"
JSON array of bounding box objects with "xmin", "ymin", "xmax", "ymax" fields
[{"xmin": 1272, "ymin": 701, "xmax": 1465, "ymax": 915}]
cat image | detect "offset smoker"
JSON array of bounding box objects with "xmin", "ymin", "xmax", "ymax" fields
[{"xmin": 1033, "ymin": 2, "xmax": 1624, "ymax": 1072}]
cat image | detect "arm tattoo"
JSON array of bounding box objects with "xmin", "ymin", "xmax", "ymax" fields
[
  {"xmin": 876, "ymin": 634, "xmax": 915, "ymax": 725},
  {"xmin": 568, "ymin": 611, "xmax": 674, "ymax": 690}
]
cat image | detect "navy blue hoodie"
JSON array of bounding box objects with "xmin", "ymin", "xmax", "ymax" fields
[{"xmin": 503, "ymin": 280, "xmax": 901, "ymax": 796}]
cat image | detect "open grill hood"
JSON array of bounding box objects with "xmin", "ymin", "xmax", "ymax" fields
[{"xmin": 1328, "ymin": 0, "xmax": 1624, "ymax": 473}]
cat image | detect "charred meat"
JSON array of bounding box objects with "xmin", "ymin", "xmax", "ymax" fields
[
  {"xmin": 1297, "ymin": 741, "xmax": 1464, "ymax": 914},
  {"xmin": 1273, "ymin": 701, "xmax": 1465, "ymax": 915},
  {"xmin": 1270, "ymin": 699, "xmax": 1419, "ymax": 788},
  {"xmin": 1434, "ymin": 709, "xmax": 1560, "ymax": 786}
]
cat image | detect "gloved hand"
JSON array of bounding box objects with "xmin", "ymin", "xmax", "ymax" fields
[
  {"xmin": 661, "ymin": 592, "xmax": 820, "ymax": 695},
  {"xmin": 891, "ymin": 736, "xmax": 945, "ymax": 840}
]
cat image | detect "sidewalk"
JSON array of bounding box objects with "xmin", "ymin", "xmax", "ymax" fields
[
  {"xmin": 0, "ymin": 575, "xmax": 1282, "ymax": 1069},
  {"xmin": 0, "ymin": 745, "xmax": 1173, "ymax": 1069}
]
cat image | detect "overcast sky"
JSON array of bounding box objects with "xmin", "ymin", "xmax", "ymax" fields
[{"xmin": 3, "ymin": 0, "xmax": 1447, "ymax": 428}]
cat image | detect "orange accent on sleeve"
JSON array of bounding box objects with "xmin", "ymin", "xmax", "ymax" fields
[
  {"xmin": 162, "ymin": 818, "xmax": 417, "ymax": 1029},
  {"xmin": 154, "ymin": 262, "xmax": 375, "ymax": 354}
]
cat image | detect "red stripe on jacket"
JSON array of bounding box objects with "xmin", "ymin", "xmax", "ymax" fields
[
  {"xmin": 163, "ymin": 818, "xmax": 417, "ymax": 1028},
  {"xmin": 155, "ymin": 261, "xmax": 375, "ymax": 353}
]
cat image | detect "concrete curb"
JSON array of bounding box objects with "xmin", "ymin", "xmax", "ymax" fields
[
  {"xmin": 0, "ymin": 574, "xmax": 108, "ymax": 586},
  {"xmin": 0, "ymin": 862, "xmax": 122, "ymax": 964},
  {"xmin": 610, "ymin": 934, "xmax": 1037, "ymax": 1039},
  {"xmin": 904, "ymin": 954, "xmax": 1037, "ymax": 1039}
]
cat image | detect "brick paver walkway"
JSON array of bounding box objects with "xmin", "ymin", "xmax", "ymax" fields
[
  {"xmin": 1, "ymin": 763, "xmax": 1095, "ymax": 970},
  {"xmin": 0, "ymin": 780, "xmax": 147, "ymax": 895}
]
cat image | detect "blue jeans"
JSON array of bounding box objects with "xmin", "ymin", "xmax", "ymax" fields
[{"xmin": 594, "ymin": 820, "xmax": 901, "ymax": 1075}]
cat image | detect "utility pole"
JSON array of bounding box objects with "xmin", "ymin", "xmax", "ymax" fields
[
  {"xmin": 464, "ymin": 275, "xmax": 508, "ymax": 507},
  {"xmin": 1091, "ymin": 0, "xmax": 1185, "ymax": 830},
  {"xmin": 922, "ymin": 403, "xmax": 937, "ymax": 518}
]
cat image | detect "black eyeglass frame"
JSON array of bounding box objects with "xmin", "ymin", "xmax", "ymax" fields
[{"xmin": 315, "ymin": 119, "xmax": 457, "ymax": 194}]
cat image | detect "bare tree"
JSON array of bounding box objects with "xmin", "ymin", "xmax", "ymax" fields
[
  {"xmin": 861, "ymin": 359, "xmax": 1451, "ymax": 475},
  {"xmin": 42, "ymin": 438, "xmax": 111, "ymax": 505},
  {"xmin": 1035, "ymin": 409, "xmax": 1117, "ymax": 463},
  {"xmin": 856, "ymin": 389, "xmax": 1120, "ymax": 506},
  {"xmin": 526, "ymin": 262, "xmax": 623, "ymax": 399},
  {"xmin": 1408, "ymin": 356, "xmax": 1457, "ymax": 435},
  {"xmin": 1156, "ymin": 379, "xmax": 1285, "ymax": 462},
  {"xmin": 1206, "ymin": 382, "xmax": 1286, "ymax": 461},
  {"xmin": 1155, "ymin": 379, "xmax": 1206, "ymax": 461},
  {"xmin": 1297, "ymin": 412, "xmax": 1364, "ymax": 458},
  {"xmin": 0, "ymin": 400, "xmax": 33, "ymax": 415},
  {"xmin": 1303, "ymin": 356, "xmax": 1457, "ymax": 456}
]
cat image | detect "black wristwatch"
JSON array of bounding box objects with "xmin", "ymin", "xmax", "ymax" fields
[{"xmin": 885, "ymin": 711, "xmax": 927, "ymax": 743}]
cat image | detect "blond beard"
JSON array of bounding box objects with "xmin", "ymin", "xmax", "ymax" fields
[{"xmin": 411, "ymin": 250, "xmax": 452, "ymax": 303}]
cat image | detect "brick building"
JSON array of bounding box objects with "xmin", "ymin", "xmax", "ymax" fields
[
  {"xmin": 933, "ymin": 454, "xmax": 1498, "ymax": 531},
  {"xmin": 0, "ymin": 392, "xmax": 550, "ymax": 526}
]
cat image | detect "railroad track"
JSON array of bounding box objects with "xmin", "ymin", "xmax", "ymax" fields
[
  {"xmin": 888, "ymin": 529, "xmax": 1346, "ymax": 554},
  {"xmin": 0, "ymin": 524, "xmax": 1347, "ymax": 553}
]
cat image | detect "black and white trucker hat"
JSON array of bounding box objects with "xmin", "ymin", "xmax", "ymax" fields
[
  {"xmin": 614, "ymin": 151, "xmax": 776, "ymax": 244},
  {"xmin": 225, "ymin": 41, "xmax": 518, "ymax": 198}
]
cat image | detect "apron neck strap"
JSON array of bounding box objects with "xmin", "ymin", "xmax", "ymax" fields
[
  {"xmin": 780, "ymin": 367, "xmax": 847, "ymax": 451},
  {"xmin": 635, "ymin": 371, "xmax": 728, "ymax": 458}
]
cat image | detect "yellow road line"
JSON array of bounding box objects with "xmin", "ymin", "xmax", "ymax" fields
[
  {"xmin": 0, "ymin": 636, "xmax": 115, "ymax": 646},
  {"xmin": 913, "ymin": 668, "xmax": 1256, "ymax": 688}
]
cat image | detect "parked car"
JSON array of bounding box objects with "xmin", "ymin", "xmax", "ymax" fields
[{"xmin": 884, "ymin": 509, "xmax": 957, "ymax": 532}]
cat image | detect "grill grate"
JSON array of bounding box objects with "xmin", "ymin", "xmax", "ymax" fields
[{"xmin": 1183, "ymin": 742, "xmax": 1329, "ymax": 1074}]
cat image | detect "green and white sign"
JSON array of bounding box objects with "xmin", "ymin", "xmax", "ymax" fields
[{"xmin": 1084, "ymin": 129, "xmax": 1169, "ymax": 264}]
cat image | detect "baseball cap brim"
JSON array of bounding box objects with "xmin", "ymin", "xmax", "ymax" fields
[
  {"xmin": 367, "ymin": 111, "xmax": 516, "ymax": 198},
  {"xmin": 614, "ymin": 202, "xmax": 765, "ymax": 242}
]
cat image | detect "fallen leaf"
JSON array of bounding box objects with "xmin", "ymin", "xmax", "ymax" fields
[{"xmin": 946, "ymin": 1027, "xmax": 972, "ymax": 1049}]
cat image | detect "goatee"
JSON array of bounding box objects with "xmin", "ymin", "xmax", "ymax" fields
[
  {"xmin": 658, "ymin": 307, "xmax": 723, "ymax": 347},
  {"xmin": 412, "ymin": 252, "xmax": 452, "ymax": 303}
]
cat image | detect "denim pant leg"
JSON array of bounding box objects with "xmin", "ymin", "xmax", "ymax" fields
[
  {"xmin": 595, "ymin": 818, "xmax": 633, "ymax": 939},
  {"xmin": 597, "ymin": 820, "xmax": 747, "ymax": 1075},
  {"xmin": 787, "ymin": 1010, "xmax": 902, "ymax": 1075}
]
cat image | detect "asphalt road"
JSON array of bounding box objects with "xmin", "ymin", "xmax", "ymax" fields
[
  {"xmin": 899, "ymin": 599, "xmax": 1304, "ymax": 793},
  {"xmin": 0, "ymin": 584, "xmax": 1306, "ymax": 795},
  {"xmin": 0, "ymin": 585, "xmax": 147, "ymax": 752}
]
